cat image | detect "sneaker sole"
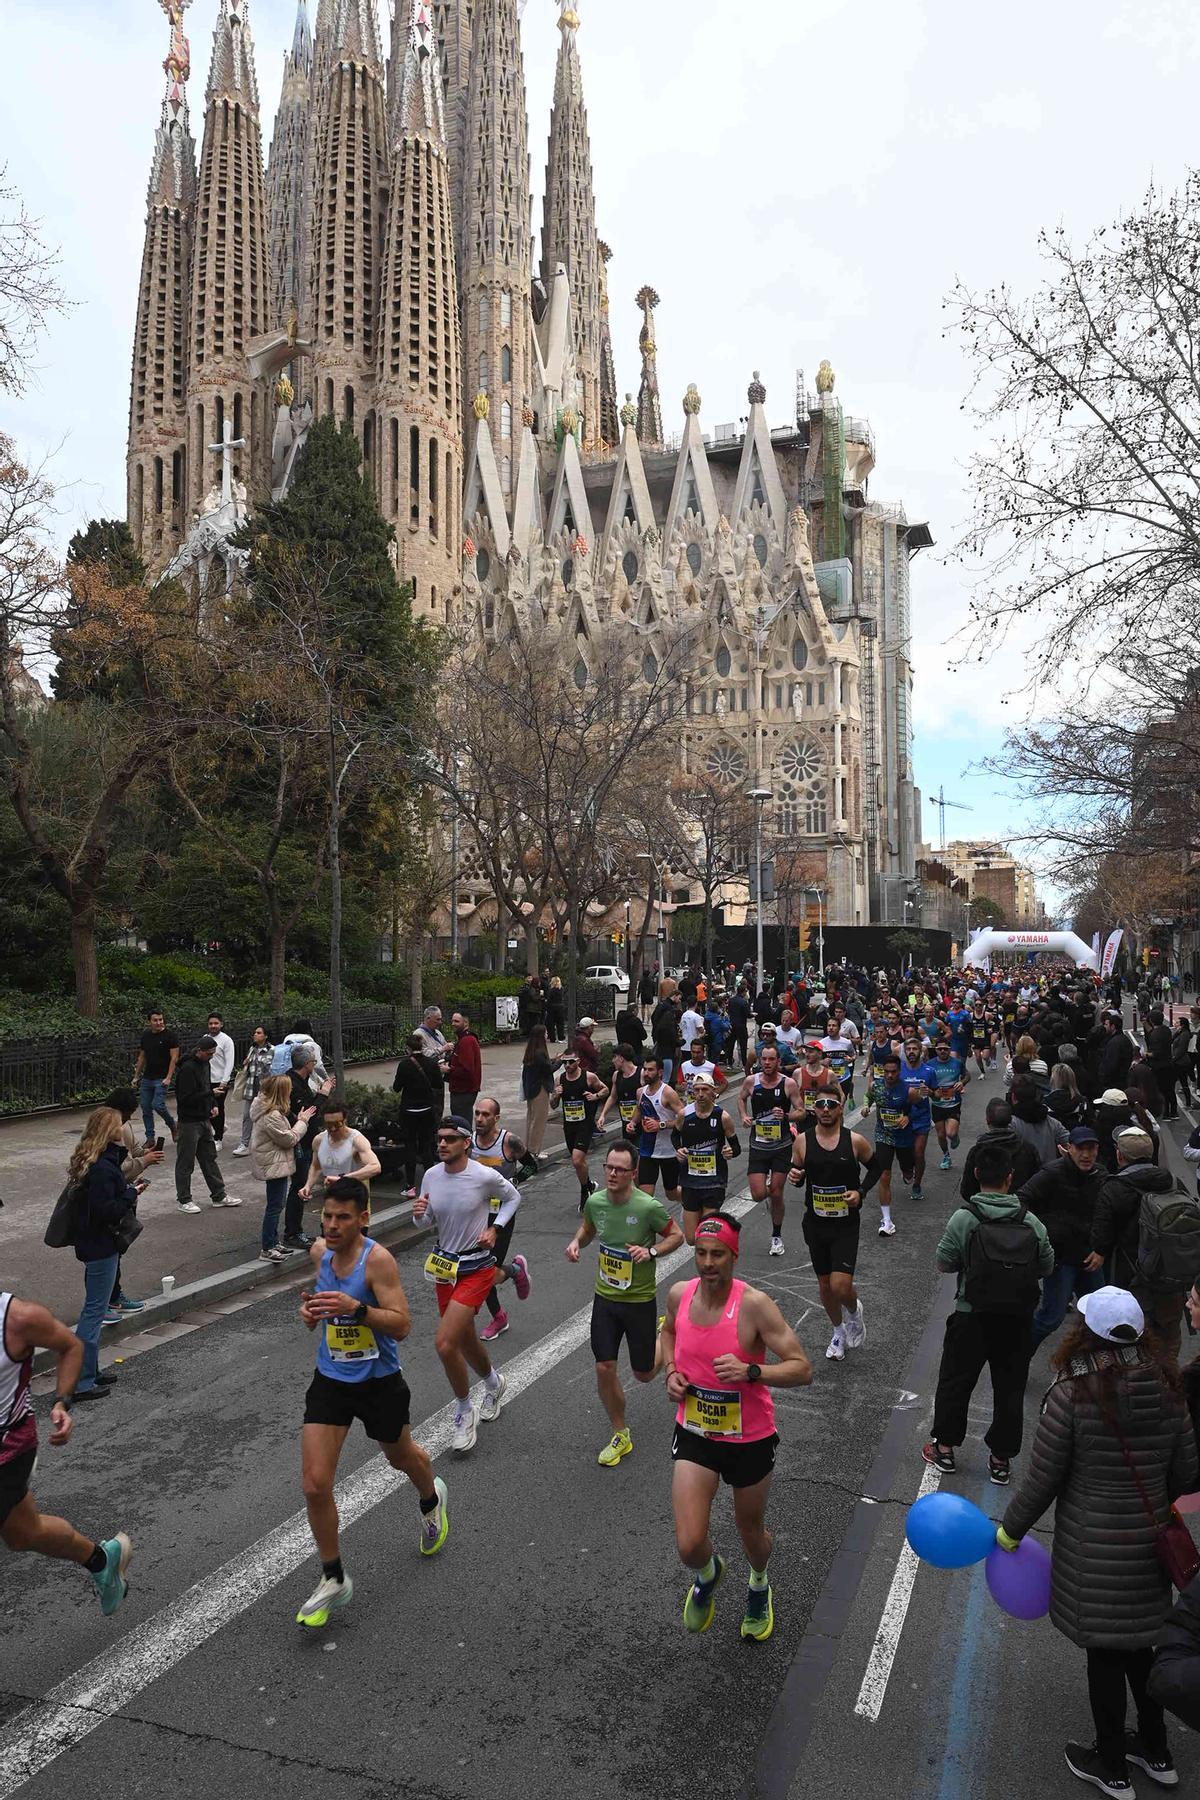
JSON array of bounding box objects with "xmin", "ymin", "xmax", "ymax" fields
[
  {"xmin": 420, "ymin": 1477, "xmax": 450, "ymax": 1556},
  {"xmin": 1126, "ymin": 1752, "xmax": 1178, "ymax": 1787},
  {"xmin": 740, "ymin": 1588, "xmax": 774, "ymax": 1642},
  {"xmin": 97, "ymin": 1532, "xmax": 134, "ymax": 1616},
  {"xmin": 1063, "ymin": 1748, "xmax": 1131, "ymax": 1797},
  {"xmin": 479, "ymin": 1383, "xmax": 507, "ymax": 1422},
  {"xmin": 296, "ymin": 1577, "xmax": 353, "ymax": 1628},
  {"xmin": 480, "ymin": 1320, "xmax": 509, "ymax": 1341},
  {"xmin": 597, "ymin": 1439, "xmax": 632, "ymax": 1467},
  {"xmin": 453, "ymin": 1417, "xmax": 478, "ymax": 1453},
  {"xmin": 683, "ymin": 1557, "xmax": 726, "ymax": 1633}
]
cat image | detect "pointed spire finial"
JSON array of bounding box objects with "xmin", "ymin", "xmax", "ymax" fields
[
  {"xmin": 634, "ymin": 288, "xmax": 663, "ymax": 450},
  {"xmin": 683, "ymin": 383, "xmax": 701, "ymax": 416},
  {"xmin": 748, "ymin": 370, "xmax": 767, "ymax": 405},
  {"xmin": 395, "ymin": 0, "xmax": 445, "ymax": 141}
]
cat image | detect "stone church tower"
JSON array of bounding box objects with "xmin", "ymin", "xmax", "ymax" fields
[
  {"xmin": 541, "ymin": 3, "xmax": 599, "ymax": 453},
  {"xmin": 265, "ymin": 0, "xmax": 313, "ymax": 346}
]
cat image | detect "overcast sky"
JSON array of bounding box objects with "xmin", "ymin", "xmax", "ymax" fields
[{"xmin": 4, "ymin": 0, "xmax": 1199, "ymax": 916}]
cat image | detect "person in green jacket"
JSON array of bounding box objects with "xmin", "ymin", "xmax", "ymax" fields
[{"xmin": 923, "ymin": 1140, "xmax": 1053, "ymax": 1486}]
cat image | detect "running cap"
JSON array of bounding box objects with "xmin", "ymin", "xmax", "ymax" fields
[
  {"xmin": 1068, "ymin": 1125, "xmax": 1100, "ymax": 1146},
  {"xmin": 440, "ymin": 1114, "xmax": 473, "ymax": 1138},
  {"xmin": 694, "ymin": 1216, "xmax": 739, "ymax": 1258},
  {"xmin": 577, "ymin": 1016, "xmax": 596, "ymax": 1029},
  {"xmin": 692, "ymin": 1071, "xmax": 717, "ymax": 1090},
  {"xmin": 1115, "ymin": 1127, "xmax": 1154, "ymax": 1161},
  {"xmin": 1077, "ymin": 1285, "xmax": 1144, "ymax": 1345},
  {"xmin": 1098, "ymin": 1088, "xmax": 1129, "ymax": 1107}
]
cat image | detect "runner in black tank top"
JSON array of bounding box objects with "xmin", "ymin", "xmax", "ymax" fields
[
  {"xmin": 737, "ymin": 1045, "xmax": 800, "ymax": 1258},
  {"xmin": 671, "ymin": 1077, "xmax": 740, "ymax": 1242},
  {"xmin": 788, "ymin": 1089, "xmax": 881, "ymax": 1365}
]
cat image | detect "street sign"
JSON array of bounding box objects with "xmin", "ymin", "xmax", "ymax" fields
[{"xmin": 748, "ymin": 860, "xmax": 775, "ymax": 902}]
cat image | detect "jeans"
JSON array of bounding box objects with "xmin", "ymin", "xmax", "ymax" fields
[
  {"xmin": 77, "ymin": 1254, "xmax": 120, "ymax": 1392},
  {"xmin": 285, "ymin": 1141, "xmax": 313, "ymax": 1239},
  {"xmin": 139, "ymin": 1078, "xmax": 176, "ymax": 1146},
  {"xmin": 1032, "ymin": 1260, "xmax": 1103, "ymax": 1347},
  {"xmin": 239, "ymin": 1096, "xmax": 255, "ymax": 1150},
  {"xmin": 931, "ymin": 1309, "xmax": 1034, "ymax": 1458},
  {"xmin": 262, "ymin": 1176, "xmax": 289, "ymax": 1251},
  {"xmin": 1087, "ymin": 1646, "xmax": 1166, "ymax": 1772},
  {"xmin": 175, "ymin": 1120, "xmax": 225, "ymax": 1204}
]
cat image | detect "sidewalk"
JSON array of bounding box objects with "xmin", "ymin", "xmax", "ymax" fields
[{"xmin": 0, "ymin": 1027, "xmax": 613, "ymax": 1324}]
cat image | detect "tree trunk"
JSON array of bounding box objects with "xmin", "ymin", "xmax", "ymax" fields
[
  {"xmin": 390, "ymin": 882, "xmax": 400, "ymax": 969},
  {"xmin": 328, "ymin": 713, "xmax": 345, "ymax": 1089},
  {"xmin": 409, "ymin": 936, "xmax": 424, "ymax": 1012},
  {"xmin": 493, "ymin": 881, "xmax": 507, "ymax": 974},
  {"xmin": 633, "ymin": 889, "xmax": 654, "ymax": 988},
  {"xmin": 268, "ymin": 918, "xmax": 287, "ymax": 1017},
  {"xmin": 565, "ymin": 894, "xmax": 582, "ymax": 1027},
  {"xmin": 703, "ymin": 888, "xmax": 714, "ymax": 977},
  {"xmin": 525, "ymin": 921, "xmax": 540, "ymax": 976},
  {"xmin": 70, "ymin": 892, "xmax": 101, "ymax": 1019}
]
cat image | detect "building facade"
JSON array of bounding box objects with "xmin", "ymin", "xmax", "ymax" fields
[{"xmin": 126, "ymin": 0, "xmax": 928, "ymax": 933}]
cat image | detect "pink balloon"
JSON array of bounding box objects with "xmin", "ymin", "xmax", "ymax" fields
[{"xmin": 985, "ymin": 1537, "xmax": 1051, "ymax": 1620}]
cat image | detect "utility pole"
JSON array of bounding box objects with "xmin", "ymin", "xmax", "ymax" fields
[{"xmin": 749, "ymin": 787, "xmax": 772, "ymax": 997}]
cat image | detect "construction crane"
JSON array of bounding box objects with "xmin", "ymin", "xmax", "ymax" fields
[{"xmin": 933, "ymin": 784, "xmax": 972, "ymax": 850}]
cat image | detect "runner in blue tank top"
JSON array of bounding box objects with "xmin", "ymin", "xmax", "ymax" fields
[{"xmin": 297, "ymin": 1177, "xmax": 448, "ymax": 1628}]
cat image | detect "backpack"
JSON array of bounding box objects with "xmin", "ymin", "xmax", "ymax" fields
[
  {"xmin": 269, "ymin": 1040, "xmax": 295, "ymax": 1076},
  {"xmin": 44, "ymin": 1178, "xmax": 82, "ymax": 1249},
  {"xmin": 1135, "ymin": 1183, "xmax": 1200, "ymax": 1294},
  {"xmin": 961, "ymin": 1201, "xmax": 1043, "ymax": 1315}
]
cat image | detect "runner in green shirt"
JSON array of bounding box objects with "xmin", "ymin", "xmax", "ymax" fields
[{"xmin": 566, "ymin": 1140, "xmax": 683, "ymax": 1467}]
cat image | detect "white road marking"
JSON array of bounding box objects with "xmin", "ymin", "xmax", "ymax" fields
[
  {"xmin": 0, "ymin": 1195, "xmax": 753, "ymax": 1798},
  {"xmin": 853, "ymin": 1461, "xmax": 941, "ymax": 1723}
]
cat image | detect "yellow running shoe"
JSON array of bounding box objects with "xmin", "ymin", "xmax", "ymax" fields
[
  {"xmin": 597, "ymin": 1428, "xmax": 632, "ymax": 1467},
  {"xmin": 296, "ymin": 1572, "xmax": 353, "ymax": 1628},
  {"xmin": 682, "ymin": 1554, "xmax": 726, "ymax": 1632},
  {"xmin": 419, "ymin": 1476, "xmax": 449, "ymax": 1556},
  {"xmin": 740, "ymin": 1582, "xmax": 774, "ymax": 1641}
]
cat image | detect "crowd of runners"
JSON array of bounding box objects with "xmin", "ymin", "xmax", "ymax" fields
[{"xmin": 6, "ymin": 957, "xmax": 1200, "ymax": 1791}]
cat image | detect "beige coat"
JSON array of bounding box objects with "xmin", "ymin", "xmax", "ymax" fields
[
  {"xmin": 118, "ymin": 1119, "xmax": 148, "ymax": 1182},
  {"xmin": 249, "ymin": 1094, "xmax": 310, "ymax": 1182}
]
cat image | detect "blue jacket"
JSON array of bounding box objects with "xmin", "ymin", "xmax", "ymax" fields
[
  {"xmin": 704, "ymin": 1006, "xmax": 730, "ymax": 1050},
  {"xmin": 74, "ymin": 1143, "xmax": 137, "ymax": 1263}
]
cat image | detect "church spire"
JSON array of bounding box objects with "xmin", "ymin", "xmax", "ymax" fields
[
  {"xmin": 597, "ymin": 238, "xmax": 619, "ymax": 453},
  {"xmin": 635, "ymin": 285, "xmax": 663, "ymax": 451},
  {"xmin": 429, "ymin": 2, "xmax": 473, "ymax": 281},
  {"xmin": 267, "ymin": 0, "xmax": 314, "ymax": 338},
  {"xmin": 308, "ymin": 0, "xmax": 389, "ymax": 436},
  {"xmin": 377, "ymin": 0, "xmax": 463, "ymax": 617},
  {"xmin": 188, "ymin": 0, "xmax": 271, "ymax": 512},
  {"xmin": 541, "ymin": 1, "xmax": 600, "ymax": 455},
  {"xmin": 128, "ymin": 0, "xmax": 197, "ymax": 570},
  {"xmin": 461, "ymin": 0, "xmax": 531, "ymax": 481}
]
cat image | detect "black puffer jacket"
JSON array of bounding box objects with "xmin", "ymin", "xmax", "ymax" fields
[
  {"xmin": 1091, "ymin": 1160, "xmax": 1177, "ymax": 1285},
  {"xmin": 1096, "ymin": 1028, "xmax": 1135, "ymax": 1090},
  {"xmin": 1149, "ymin": 1580, "xmax": 1200, "ymax": 1731},
  {"xmin": 1018, "ymin": 1156, "xmax": 1104, "ymax": 1266},
  {"xmin": 1002, "ymin": 1350, "xmax": 1197, "ymax": 1649},
  {"xmin": 958, "ymin": 1126, "xmax": 1041, "ymax": 1201}
]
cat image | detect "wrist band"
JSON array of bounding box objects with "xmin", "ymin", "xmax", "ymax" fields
[{"xmin": 54, "ymin": 1393, "xmax": 73, "ymax": 1410}]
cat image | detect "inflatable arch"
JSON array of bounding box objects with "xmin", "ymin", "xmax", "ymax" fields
[{"xmin": 962, "ymin": 929, "xmax": 1099, "ymax": 971}]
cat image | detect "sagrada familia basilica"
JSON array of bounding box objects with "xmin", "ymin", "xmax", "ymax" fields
[{"xmin": 126, "ymin": 0, "xmax": 928, "ymax": 930}]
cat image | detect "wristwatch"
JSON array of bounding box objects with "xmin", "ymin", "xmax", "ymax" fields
[
  {"xmin": 746, "ymin": 1363, "xmax": 762, "ymax": 1383},
  {"xmin": 649, "ymin": 1246, "xmax": 658, "ymax": 1260},
  {"xmin": 351, "ymin": 1302, "xmax": 369, "ymax": 1325}
]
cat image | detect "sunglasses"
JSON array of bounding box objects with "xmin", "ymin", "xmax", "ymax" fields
[{"xmin": 812, "ymin": 1097, "xmax": 841, "ymax": 1110}]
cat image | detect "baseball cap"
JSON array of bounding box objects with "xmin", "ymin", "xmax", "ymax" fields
[
  {"xmin": 195, "ymin": 1034, "xmax": 218, "ymax": 1051},
  {"xmin": 577, "ymin": 1016, "xmax": 596, "ymax": 1029},
  {"xmin": 439, "ymin": 1114, "xmax": 473, "ymax": 1137},
  {"xmin": 1098, "ymin": 1088, "xmax": 1129, "ymax": 1107},
  {"xmin": 1077, "ymin": 1286, "xmax": 1144, "ymax": 1344},
  {"xmin": 1068, "ymin": 1125, "xmax": 1100, "ymax": 1146},
  {"xmin": 1116, "ymin": 1127, "xmax": 1154, "ymax": 1161},
  {"xmin": 692, "ymin": 1071, "xmax": 717, "ymax": 1090}
]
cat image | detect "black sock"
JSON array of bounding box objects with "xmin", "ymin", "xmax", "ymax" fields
[
  {"xmin": 419, "ymin": 1491, "xmax": 439, "ymax": 1515},
  {"xmin": 322, "ymin": 1557, "xmax": 344, "ymax": 1583},
  {"xmin": 84, "ymin": 1543, "xmax": 107, "ymax": 1574}
]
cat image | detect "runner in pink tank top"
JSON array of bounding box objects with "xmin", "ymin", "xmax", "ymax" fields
[{"xmin": 661, "ymin": 1211, "xmax": 813, "ymax": 1642}]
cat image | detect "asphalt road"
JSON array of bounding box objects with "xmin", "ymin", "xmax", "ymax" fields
[{"xmin": 2, "ymin": 1069, "xmax": 1197, "ymax": 1800}]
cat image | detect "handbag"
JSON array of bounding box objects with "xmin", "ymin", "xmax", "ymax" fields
[
  {"xmin": 44, "ymin": 1179, "xmax": 82, "ymax": 1249},
  {"xmin": 1113, "ymin": 1413, "xmax": 1200, "ymax": 1591},
  {"xmin": 110, "ymin": 1205, "xmax": 144, "ymax": 1256},
  {"xmin": 231, "ymin": 1063, "xmax": 248, "ymax": 1104}
]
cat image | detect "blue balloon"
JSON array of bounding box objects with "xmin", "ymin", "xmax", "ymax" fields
[{"xmin": 905, "ymin": 1492, "xmax": 996, "ymax": 1569}]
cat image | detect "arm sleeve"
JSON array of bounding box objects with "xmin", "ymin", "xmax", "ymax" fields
[
  {"xmin": 1001, "ymin": 1380, "xmax": 1076, "ymax": 1539},
  {"xmin": 858, "ymin": 1149, "xmax": 883, "ymax": 1197},
  {"xmin": 1090, "ymin": 1179, "xmax": 1127, "ymax": 1254},
  {"xmin": 489, "ymin": 1170, "xmax": 523, "ymax": 1229}
]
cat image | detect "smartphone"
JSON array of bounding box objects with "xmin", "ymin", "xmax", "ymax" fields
[
  {"xmin": 134, "ymin": 1178, "xmax": 150, "ymax": 1193},
  {"xmin": 155, "ymin": 1136, "xmax": 165, "ymax": 1152}
]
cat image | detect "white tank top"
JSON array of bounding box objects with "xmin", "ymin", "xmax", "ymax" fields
[
  {"xmin": 642, "ymin": 1082, "xmax": 677, "ymax": 1158},
  {"xmin": 0, "ymin": 1293, "xmax": 34, "ymax": 1463},
  {"xmin": 318, "ymin": 1131, "xmax": 360, "ymax": 1180}
]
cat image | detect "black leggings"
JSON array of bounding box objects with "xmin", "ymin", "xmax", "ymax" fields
[
  {"xmin": 485, "ymin": 1216, "xmax": 517, "ymax": 1317},
  {"xmin": 401, "ymin": 1113, "xmax": 438, "ymax": 1188},
  {"xmin": 1086, "ymin": 1646, "xmax": 1166, "ymax": 1771}
]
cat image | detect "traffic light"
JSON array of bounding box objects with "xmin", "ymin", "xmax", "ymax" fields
[{"xmin": 797, "ymin": 923, "xmax": 811, "ymax": 952}]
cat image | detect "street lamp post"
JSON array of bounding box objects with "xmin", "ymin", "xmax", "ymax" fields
[
  {"xmin": 810, "ymin": 886, "xmax": 825, "ymax": 980},
  {"xmin": 637, "ymin": 853, "xmax": 668, "ymax": 976},
  {"xmin": 748, "ymin": 787, "xmax": 772, "ymax": 998}
]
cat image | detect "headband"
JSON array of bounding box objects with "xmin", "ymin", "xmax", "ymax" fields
[{"xmin": 695, "ymin": 1217, "xmax": 739, "ymax": 1258}]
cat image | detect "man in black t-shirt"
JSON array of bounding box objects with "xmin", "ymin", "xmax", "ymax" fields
[{"xmin": 131, "ymin": 1007, "xmax": 179, "ymax": 1147}]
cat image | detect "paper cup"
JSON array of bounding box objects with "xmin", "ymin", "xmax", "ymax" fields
[{"xmin": 161, "ymin": 1275, "xmax": 176, "ymax": 1298}]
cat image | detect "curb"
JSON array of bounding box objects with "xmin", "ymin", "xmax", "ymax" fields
[{"xmin": 31, "ymin": 1136, "xmax": 576, "ymax": 1377}]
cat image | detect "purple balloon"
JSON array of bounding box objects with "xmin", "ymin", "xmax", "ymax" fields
[{"xmin": 985, "ymin": 1537, "xmax": 1051, "ymax": 1620}]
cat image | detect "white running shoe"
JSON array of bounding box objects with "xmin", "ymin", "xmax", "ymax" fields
[
  {"xmin": 232, "ymin": 1145, "xmax": 250, "ymax": 1157},
  {"xmin": 296, "ymin": 1571, "xmax": 353, "ymax": 1628},
  {"xmin": 843, "ymin": 1303, "xmax": 867, "ymax": 1349},
  {"xmin": 878, "ymin": 1220, "xmax": 896, "ymax": 1237},
  {"xmin": 177, "ymin": 1201, "xmax": 201, "ymax": 1215},
  {"xmin": 826, "ymin": 1330, "xmax": 845, "ymax": 1362},
  {"xmin": 452, "ymin": 1404, "xmax": 477, "ymax": 1453},
  {"xmin": 479, "ymin": 1372, "xmax": 508, "ymax": 1421},
  {"xmin": 210, "ymin": 1195, "xmax": 243, "ymax": 1207},
  {"xmin": 768, "ymin": 1236, "xmax": 785, "ymax": 1257}
]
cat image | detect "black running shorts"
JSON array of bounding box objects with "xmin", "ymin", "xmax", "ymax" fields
[
  {"xmin": 875, "ymin": 1142, "xmax": 916, "ymax": 1178},
  {"xmin": 590, "ymin": 1293, "xmax": 658, "ymax": 1374},
  {"xmin": 932, "ymin": 1105, "xmax": 961, "ymax": 1123},
  {"xmin": 747, "ymin": 1147, "xmax": 792, "ymax": 1179},
  {"xmin": 0, "ymin": 1446, "xmax": 36, "ymax": 1527},
  {"xmin": 638, "ymin": 1155, "xmax": 680, "ymax": 1192},
  {"xmin": 564, "ymin": 1125, "xmax": 596, "ymax": 1155},
  {"xmin": 671, "ymin": 1425, "xmax": 779, "ymax": 1488},
  {"xmin": 680, "ymin": 1180, "xmax": 727, "ymax": 1212},
  {"xmin": 802, "ymin": 1211, "xmax": 861, "ymax": 1278},
  {"xmin": 303, "ymin": 1370, "xmax": 412, "ymax": 1443}
]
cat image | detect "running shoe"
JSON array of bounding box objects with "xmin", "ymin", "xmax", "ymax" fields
[
  {"xmin": 768, "ymin": 1236, "xmax": 785, "ymax": 1257},
  {"xmin": 989, "ymin": 1456, "xmax": 1011, "ymax": 1487},
  {"xmin": 682, "ymin": 1553, "xmax": 726, "ymax": 1633},
  {"xmin": 843, "ymin": 1302, "xmax": 866, "ymax": 1349},
  {"xmin": 740, "ymin": 1582, "xmax": 774, "ymax": 1642},
  {"xmin": 452, "ymin": 1403, "xmax": 478, "ymax": 1452},
  {"xmin": 420, "ymin": 1476, "xmax": 449, "ymax": 1557},
  {"xmin": 296, "ymin": 1572, "xmax": 353, "ymax": 1628},
  {"xmin": 116, "ymin": 1296, "xmax": 147, "ymax": 1313},
  {"xmin": 231, "ymin": 1144, "xmax": 250, "ymax": 1156},
  {"xmin": 479, "ymin": 1372, "xmax": 508, "ymax": 1421},
  {"xmin": 1124, "ymin": 1733, "xmax": 1178, "ymax": 1787},
  {"xmin": 511, "ymin": 1254, "xmax": 532, "ymax": 1300},
  {"xmin": 825, "ymin": 1330, "xmax": 845, "ymax": 1362},
  {"xmin": 259, "ymin": 1247, "xmax": 287, "ymax": 1264},
  {"xmin": 939, "ymin": 1154, "xmax": 952, "ymax": 1171},
  {"xmin": 598, "ymin": 1428, "xmax": 632, "ymax": 1467},
  {"xmin": 1063, "ymin": 1742, "xmax": 1133, "ymax": 1797},
  {"xmin": 922, "ymin": 1440, "xmax": 956, "ymax": 1473},
  {"xmin": 480, "ymin": 1309, "xmax": 509, "ymax": 1342},
  {"xmin": 210, "ymin": 1195, "xmax": 243, "ymax": 1207},
  {"xmin": 910, "ymin": 1184, "xmax": 924, "ymax": 1201},
  {"xmin": 878, "ymin": 1220, "xmax": 896, "ymax": 1237},
  {"xmin": 102, "ymin": 1308, "xmax": 123, "ymax": 1327},
  {"xmin": 177, "ymin": 1201, "xmax": 201, "ymax": 1215},
  {"xmin": 89, "ymin": 1533, "xmax": 133, "ymax": 1616}
]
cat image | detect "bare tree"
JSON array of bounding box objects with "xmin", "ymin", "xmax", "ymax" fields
[
  {"xmin": 0, "ymin": 168, "xmax": 69, "ymax": 397},
  {"xmin": 669, "ymin": 770, "xmax": 753, "ymax": 973}
]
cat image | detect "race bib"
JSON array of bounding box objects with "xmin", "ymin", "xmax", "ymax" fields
[
  {"xmin": 812, "ymin": 1185, "xmax": 849, "ymax": 1219},
  {"xmin": 619, "ymin": 1101, "xmax": 636, "ymax": 1124},
  {"xmin": 683, "ymin": 1385, "xmax": 743, "ymax": 1438},
  {"xmin": 829, "ymin": 1058, "xmax": 848, "ymax": 1080},
  {"xmin": 935, "ymin": 1086, "xmax": 957, "ymax": 1103},
  {"xmin": 687, "ymin": 1150, "xmax": 718, "ymax": 1178},
  {"xmin": 564, "ymin": 1100, "xmax": 586, "ymax": 1123},
  {"xmin": 879, "ymin": 1108, "xmax": 905, "ymax": 1130},
  {"xmin": 754, "ymin": 1118, "xmax": 782, "ymax": 1144},
  {"xmin": 489, "ymin": 1192, "xmax": 502, "ymax": 1216},
  {"xmin": 423, "ymin": 1249, "xmax": 460, "ymax": 1285},
  {"xmin": 598, "ymin": 1243, "xmax": 634, "ymax": 1291},
  {"xmin": 324, "ymin": 1320, "xmax": 379, "ymax": 1363}
]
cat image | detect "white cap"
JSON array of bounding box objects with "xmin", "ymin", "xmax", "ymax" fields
[
  {"xmin": 577, "ymin": 1017, "xmax": 596, "ymax": 1029},
  {"xmin": 692, "ymin": 1071, "xmax": 717, "ymax": 1090},
  {"xmin": 1077, "ymin": 1286, "xmax": 1145, "ymax": 1344}
]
